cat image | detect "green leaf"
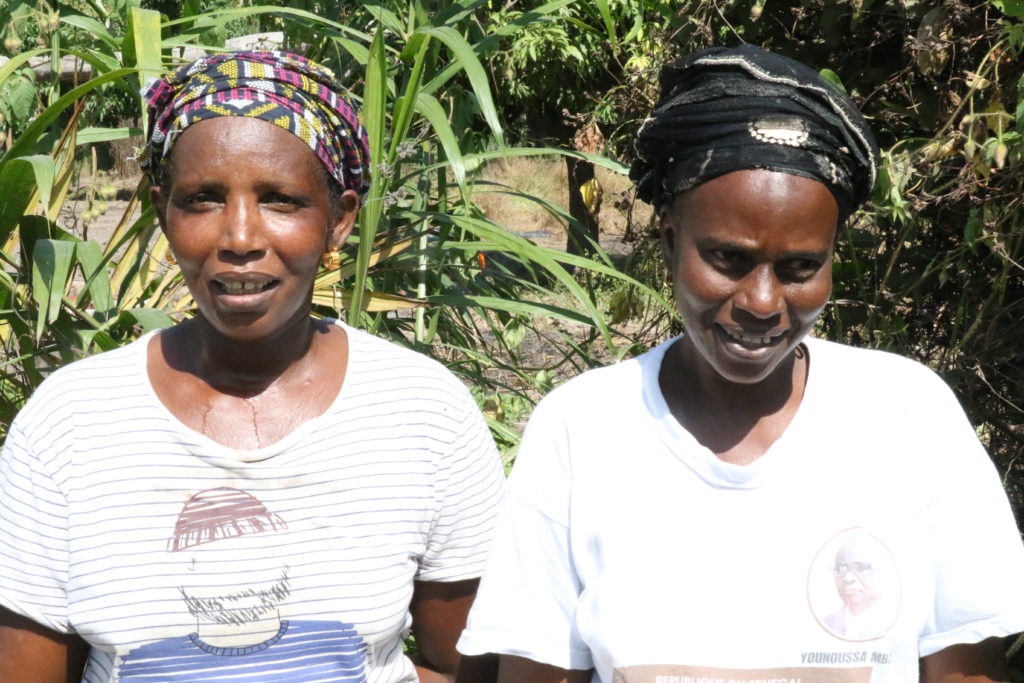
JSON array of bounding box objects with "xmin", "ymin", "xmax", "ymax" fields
[
  {"xmin": 1018, "ymin": 73, "xmax": 1024, "ymax": 135},
  {"xmin": 61, "ymin": 14, "xmax": 119, "ymax": 51},
  {"xmin": 992, "ymin": 0, "xmax": 1024, "ymax": 17},
  {"xmin": 350, "ymin": 28, "xmax": 389, "ymax": 326},
  {"xmin": 428, "ymin": 294, "xmax": 593, "ymax": 326},
  {"xmin": 415, "ymin": 92, "xmax": 467, "ymax": 193},
  {"xmin": 0, "ymin": 156, "xmax": 37, "ymax": 244},
  {"xmin": 418, "ymin": 25, "xmax": 504, "ymax": 147},
  {"xmin": 329, "ymin": 36, "xmax": 369, "ymax": 64},
  {"xmin": 400, "ymin": 146, "xmax": 628, "ymax": 187},
  {"xmin": 0, "ymin": 68, "xmax": 133, "ymax": 167},
  {"xmin": 819, "ymin": 69, "xmax": 848, "ymax": 95},
  {"xmin": 360, "ymin": 1, "xmax": 407, "ymax": 34},
  {"xmin": 431, "ymin": 213, "xmax": 614, "ymax": 348},
  {"xmin": 126, "ymin": 7, "xmax": 163, "ymax": 130},
  {"xmin": 76, "ymin": 126, "xmax": 144, "ymax": 145},
  {"xmin": 0, "ymin": 48, "xmax": 47, "ymax": 87},
  {"xmin": 4, "ymin": 73, "xmax": 37, "ymax": 127},
  {"xmin": 389, "ymin": 37, "xmax": 432, "ymax": 162},
  {"xmin": 17, "ymin": 154, "xmax": 55, "ymax": 213},
  {"xmin": 30, "ymin": 239, "xmax": 75, "ymax": 340},
  {"xmin": 119, "ymin": 308, "xmax": 176, "ymax": 332},
  {"xmin": 74, "ymin": 240, "xmax": 115, "ymax": 317},
  {"xmin": 163, "ymin": 6, "xmax": 373, "ymax": 44},
  {"xmin": 964, "ymin": 209, "xmax": 983, "ymax": 247},
  {"xmin": 593, "ymin": 0, "xmax": 616, "ymax": 43}
]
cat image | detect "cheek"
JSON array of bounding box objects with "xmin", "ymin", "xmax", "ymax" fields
[
  {"xmin": 791, "ymin": 276, "xmax": 833, "ymax": 319},
  {"xmin": 672, "ymin": 256, "xmax": 728, "ymax": 316}
]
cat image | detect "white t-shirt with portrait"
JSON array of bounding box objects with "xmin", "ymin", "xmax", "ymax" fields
[
  {"xmin": 458, "ymin": 336, "xmax": 1024, "ymax": 683},
  {"xmin": 0, "ymin": 321, "xmax": 504, "ymax": 682}
]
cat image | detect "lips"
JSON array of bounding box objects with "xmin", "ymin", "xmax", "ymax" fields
[
  {"xmin": 719, "ymin": 325, "xmax": 785, "ymax": 348},
  {"xmin": 215, "ymin": 279, "xmax": 278, "ymax": 295},
  {"xmin": 212, "ymin": 273, "xmax": 280, "ymax": 296}
]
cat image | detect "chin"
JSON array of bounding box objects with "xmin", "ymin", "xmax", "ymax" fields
[{"xmin": 707, "ymin": 353, "xmax": 792, "ymax": 386}]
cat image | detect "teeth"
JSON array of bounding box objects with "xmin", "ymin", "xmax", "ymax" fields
[
  {"xmin": 724, "ymin": 328, "xmax": 774, "ymax": 345},
  {"xmin": 219, "ymin": 280, "xmax": 270, "ymax": 294}
]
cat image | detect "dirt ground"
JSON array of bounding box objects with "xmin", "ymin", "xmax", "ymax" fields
[{"xmin": 472, "ymin": 155, "xmax": 654, "ymax": 254}]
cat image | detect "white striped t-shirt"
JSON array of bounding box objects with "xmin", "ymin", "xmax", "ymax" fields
[{"xmin": 0, "ymin": 321, "xmax": 504, "ymax": 682}]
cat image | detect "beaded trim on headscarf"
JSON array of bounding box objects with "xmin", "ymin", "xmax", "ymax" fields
[
  {"xmin": 138, "ymin": 51, "xmax": 371, "ymax": 196},
  {"xmin": 630, "ymin": 45, "xmax": 879, "ymax": 219}
]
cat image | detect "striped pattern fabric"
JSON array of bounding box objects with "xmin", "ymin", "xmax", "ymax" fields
[
  {"xmin": 140, "ymin": 51, "xmax": 371, "ymax": 195},
  {"xmin": 0, "ymin": 322, "xmax": 503, "ymax": 682}
]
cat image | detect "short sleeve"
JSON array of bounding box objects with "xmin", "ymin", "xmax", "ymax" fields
[
  {"xmin": 416, "ymin": 388, "xmax": 505, "ymax": 582},
  {"xmin": 0, "ymin": 421, "xmax": 72, "ymax": 632},
  {"xmin": 458, "ymin": 393, "xmax": 594, "ymax": 670},
  {"xmin": 915, "ymin": 378, "xmax": 1024, "ymax": 656}
]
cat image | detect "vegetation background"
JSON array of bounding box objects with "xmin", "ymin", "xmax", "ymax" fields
[{"xmin": 1, "ymin": 0, "xmax": 1022, "ymax": 565}]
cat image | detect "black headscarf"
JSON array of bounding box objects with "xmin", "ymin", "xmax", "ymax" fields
[{"xmin": 630, "ymin": 45, "xmax": 879, "ymax": 219}]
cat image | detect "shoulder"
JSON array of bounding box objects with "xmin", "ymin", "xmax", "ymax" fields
[
  {"xmin": 338, "ymin": 321, "xmax": 481, "ymax": 420},
  {"xmin": 341, "ymin": 321, "xmax": 470, "ymax": 390},
  {"xmin": 804, "ymin": 337, "xmax": 980, "ymax": 467},
  {"xmin": 806, "ymin": 336, "xmax": 955, "ymax": 399},
  {"xmin": 11, "ymin": 334, "xmax": 152, "ymax": 433},
  {"xmin": 530, "ymin": 337, "xmax": 669, "ymax": 424}
]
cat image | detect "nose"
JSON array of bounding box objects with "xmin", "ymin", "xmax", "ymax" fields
[
  {"xmin": 219, "ymin": 196, "xmax": 266, "ymax": 258},
  {"xmin": 734, "ymin": 264, "xmax": 784, "ymax": 320}
]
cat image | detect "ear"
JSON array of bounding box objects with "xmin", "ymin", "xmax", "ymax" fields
[
  {"xmin": 150, "ymin": 185, "xmax": 168, "ymax": 233},
  {"xmin": 327, "ymin": 189, "xmax": 360, "ymax": 251},
  {"xmin": 658, "ymin": 203, "xmax": 676, "ymax": 267}
]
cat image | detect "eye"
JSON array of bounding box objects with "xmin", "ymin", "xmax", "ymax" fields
[
  {"xmin": 262, "ymin": 192, "xmax": 305, "ymax": 211},
  {"xmin": 182, "ymin": 192, "xmax": 220, "ymax": 211},
  {"xmin": 705, "ymin": 249, "xmax": 749, "ymax": 273},
  {"xmin": 778, "ymin": 258, "xmax": 825, "ymax": 282}
]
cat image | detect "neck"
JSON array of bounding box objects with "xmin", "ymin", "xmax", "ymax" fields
[
  {"xmin": 660, "ymin": 337, "xmax": 808, "ymax": 463},
  {"xmin": 683, "ymin": 338, "xmax": 804, "ymax": 417},
  {"xmin": 166, "ymin": 316, "xmax": 323, "ymax": 397}
]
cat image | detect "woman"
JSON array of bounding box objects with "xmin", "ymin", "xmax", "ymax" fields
[
  {"xmin": 457, "ymin": 45, "xmax": 1024, "ymax": 682},
  {"xmin": 0, "ymin": 51, "xmax": 504, "ymax": 682}
]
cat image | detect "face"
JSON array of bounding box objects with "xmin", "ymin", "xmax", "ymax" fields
[
  {"xmin": 151, "ymin": 116, "xmax": 358, "ymax": 344},
  {"xmin": 832, "ymin": 538, "xmax": 882, "ymax": 613},
  {"xmin": 660, "ymin": 169, "xmax": 838, "ymax": 385},
  {"xmin": 181, "ymin": 552, "xmax": 291, "ymax": 626}
]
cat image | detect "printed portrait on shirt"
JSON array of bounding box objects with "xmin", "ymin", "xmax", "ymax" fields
[
  {"xmin": 807, "ymin": 528, "xmax": 901, "ymax": 641},
  {"xmin": 116, "ymin": 487, "xmax": 368, "ymax": 682}
]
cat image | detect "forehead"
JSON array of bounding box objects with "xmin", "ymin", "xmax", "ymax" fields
[
  {"xmin": 166, "ymin": 116, "xmax": 325, "ymax": 184},
  {"xmin": 667, "ymin": 169, "xmax": 839, "ymax": 250},
  {"xmin": 835, "ymin": 537, "xmax": 878, "ymax": 562}
]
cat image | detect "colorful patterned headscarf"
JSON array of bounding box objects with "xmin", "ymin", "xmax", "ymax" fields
[
  {"xmin": 631, "ymin": 45, "xmax": 878, "ymax": 219},
  {"xmin": 139, "ymin": 51, "xmax": 371, "ymax": 196}
]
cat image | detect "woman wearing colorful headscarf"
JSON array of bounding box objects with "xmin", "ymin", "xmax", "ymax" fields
[
  {"xmin": 458, "ymin": 45, "xmax": 1024, "ymax": 682},
  {"xmin": 0, "ymin": 51, "xmax": 503, "ymax": 682}
]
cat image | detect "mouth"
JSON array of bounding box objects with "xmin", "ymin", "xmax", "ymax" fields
[
  {"xmin": 719, "ymin": 325, "xmax": 785, "ymax": 348},
  {"xmin": 213, "ymin": 278, "xmax": 279, "ymax": 295}
]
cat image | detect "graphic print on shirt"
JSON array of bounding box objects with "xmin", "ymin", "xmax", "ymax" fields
[
  {"xmin": 117, "ymin": 487, "xmax": 368, "ymax": 681},
  {"xmin": 807, "ymin": 528, "xmax": 901, "ymax": 642}
]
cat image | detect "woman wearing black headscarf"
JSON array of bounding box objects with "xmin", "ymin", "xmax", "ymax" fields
[{"xmin": 457, "ymin": 45, "xmax": 1024, "ymax": 683}]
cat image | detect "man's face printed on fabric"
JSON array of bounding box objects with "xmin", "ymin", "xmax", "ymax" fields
[
  {"xmin": 168, "ymin": 487, "xmax": 293, "ymax": 647},
  {"xmin": 180, "ymin": 547, "xmax": 291, "ymax": 627},
  {"xmin": 832, "ymin": 537, "xmax": 883, "ymax": 614}
]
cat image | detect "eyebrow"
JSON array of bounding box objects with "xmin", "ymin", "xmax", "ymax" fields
[{"xmin": 695, "ymin": 237, "xmax": 830, "ymax": 261}]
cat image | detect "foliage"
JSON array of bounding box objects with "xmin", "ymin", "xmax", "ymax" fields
[
  {"xmin": 3, "ymin": 0, "xmax": 1023, "ymax": 519},
  {"xmin": 0, "ymin": 0, "xmax": 672, "ymax": 446}
]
